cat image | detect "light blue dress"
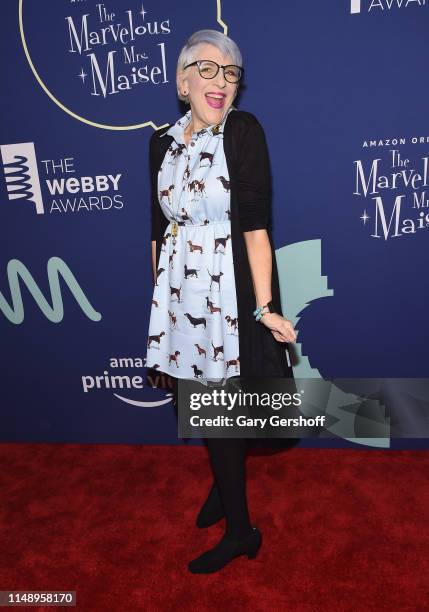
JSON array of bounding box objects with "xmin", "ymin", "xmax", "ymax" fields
[{"xmin": 145, "ymin": 106, "xmax": 240, "ymax": 385}]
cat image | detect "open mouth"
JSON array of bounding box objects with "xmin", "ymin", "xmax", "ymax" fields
[{"xmin": 205, "ymin": 94, "xmax": 225, "ymax": 109}]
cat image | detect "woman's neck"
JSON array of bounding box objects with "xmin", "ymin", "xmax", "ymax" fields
[{"xmin": 183, "ymin": 125, "xmax": 192, "ymax": 146}]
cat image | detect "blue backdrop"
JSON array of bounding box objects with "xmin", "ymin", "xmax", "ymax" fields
[{"xmin": 1, "ymin": 0, "xmax": 427, "ymax": 448}]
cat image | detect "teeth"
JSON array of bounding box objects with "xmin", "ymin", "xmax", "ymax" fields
[{"xmin": 206, "ymin": 94, "xmax": 224, "ymax": 99}]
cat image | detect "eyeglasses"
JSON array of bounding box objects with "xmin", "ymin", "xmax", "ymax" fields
[{"xmin": 183, "ymin": 60, "xmax": 244, "ymax": 83}]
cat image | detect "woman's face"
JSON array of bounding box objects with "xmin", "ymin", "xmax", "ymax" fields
[{"xmin": 181, "ymin": 43, "xmax": 238, "ymax": 131}]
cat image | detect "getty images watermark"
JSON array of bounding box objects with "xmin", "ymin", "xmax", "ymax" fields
[
  {"xmin": 177, "ymin": 377, "xmax": 325, "ymax": 439},
  {"xmin": 188, "ymin": 386, "xmax": 325, "ymax": 430},
  {"xmin": 176, "ymin": 377, "xmax": 429, "ymax": 439}
]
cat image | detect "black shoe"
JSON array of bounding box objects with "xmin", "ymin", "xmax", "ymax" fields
[
  {"xmin": 196, "ymin": 481, "xmax": 225, "ymax": 528},
  {"xmin": 188, "ymin": 526, "xmax": 262, "ymax": 574}
]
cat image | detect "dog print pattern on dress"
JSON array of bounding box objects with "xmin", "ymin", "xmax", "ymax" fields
[{"xmin": 145, "ymin": 106, "xmax": 241, "ymax": 385}]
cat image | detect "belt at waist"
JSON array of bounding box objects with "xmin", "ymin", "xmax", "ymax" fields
[{"xmin": 166, "ymin": 220, "xmax": 230, "ymax": 227}]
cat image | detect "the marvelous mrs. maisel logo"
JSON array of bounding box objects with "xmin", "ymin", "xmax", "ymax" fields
[
  {"xmin": 354, "ymin": 142, "xmax": 429, "ymax": 240},
  {"xmin": 67, "ymin": 2, "xmax": 170, "ymax": 96},
  {"xmin": 21, "ymin": 0, "xmax": 221, "ymax": 126}
]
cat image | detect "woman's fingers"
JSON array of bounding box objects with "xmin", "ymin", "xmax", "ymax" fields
[
  {"xmin": 271, "ymin": 330, "xmax": 288, "ymax": 343},
  {"xmin": 271, "ymin": 326, "xmax": 296, "ymax": 343},
  {"xmin": 283, "ymin": 321, "xmax": 297, "ymax": 343},
  {"xmin": 261, "ymin": 314, "xmax": 297, "ymax": 343}
]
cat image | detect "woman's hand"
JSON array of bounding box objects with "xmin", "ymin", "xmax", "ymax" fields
[{"xmin": 258, "ymin": 312, "xmax": 297, "ymax": 343}]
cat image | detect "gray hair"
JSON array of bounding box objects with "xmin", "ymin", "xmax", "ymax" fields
[{"xmin": 176, "ymin": 29, "xmax": 243, "ymax": 104}]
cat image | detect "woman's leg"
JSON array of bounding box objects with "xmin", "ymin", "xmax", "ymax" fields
[
  {"xmin": 187, "ymin": 435, "xmax": 261, "ymax": 573},
  {"xmin": 172, "ymin": 379, "xmax": 261, "ymax": 572},
  {"xmin": 196, "ymin": 475, "xmax": 224, "ymax": 527},
  {"xmin": 172, "ymin": 377, "xmax": 252, "ymax": 539},
  {"xmin": 205, "ymin": 436, "xmax": 252, "ymax": 540}
]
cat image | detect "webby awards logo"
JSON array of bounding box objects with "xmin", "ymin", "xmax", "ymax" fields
[
  {"xmin": 1, "ymin": 142, "xmax": 123, "ymax": 215},
  {"xmin": 350, "ymin": 0, "xmax": 426, "ymax": 14}
]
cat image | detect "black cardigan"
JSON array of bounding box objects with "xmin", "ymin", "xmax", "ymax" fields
[{"xmin": 149, "ymin": 109, "xmax": 294, "ymax": 379}]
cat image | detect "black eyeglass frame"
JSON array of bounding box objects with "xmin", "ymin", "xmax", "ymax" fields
[{"xmin": 183, "ymin": 60, "xmax": 244, "ymax": 83}]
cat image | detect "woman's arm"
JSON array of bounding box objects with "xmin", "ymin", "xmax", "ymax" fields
[
  {"xmin": 149, "ymin": 132, "xmax": 160, "ymax": 287},
  {"xmin": 242, "ymin": 229, "xmax": 272, "ymax": 308},
  {"xmin": 237, "ymin": 117, "xmax": 296, "ymax": 343},
  {"xmin": 243, "ymin": 229, "xmax": 296, "ymax": 343},
  {"xmin": 149, "ymin": 130, "xmax": 169, "ymax": 286},
  {"xmin": 151, "ymin": 240, "xmax": 157, "ymax": 285}
]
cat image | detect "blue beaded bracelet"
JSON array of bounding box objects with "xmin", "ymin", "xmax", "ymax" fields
[{"xmin": 253, "ymin": 300, "xmax": 275, "ymax": 321}]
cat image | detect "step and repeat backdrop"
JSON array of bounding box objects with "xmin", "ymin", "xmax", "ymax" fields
[{"xmin": 1, "ymin": 1, "xmax": 427, "ymax": 447}]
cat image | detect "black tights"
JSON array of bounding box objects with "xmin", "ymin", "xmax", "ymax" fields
[
  {"xmin": 173, "ymin": 377, "xmax": 252, "ymax": 540},
  {"xmin": 205, "ymin": 436, "xmax": 252, "ymax": 539}
]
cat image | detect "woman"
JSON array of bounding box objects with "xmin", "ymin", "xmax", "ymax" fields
[{"xmin": 146, "ymin": 29, "xmax": 297, "ymax": 573}]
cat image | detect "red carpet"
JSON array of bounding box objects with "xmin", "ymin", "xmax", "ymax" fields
[{"xmin": 1, "ymin": 443, "xmax": 429, "ymax": 611}]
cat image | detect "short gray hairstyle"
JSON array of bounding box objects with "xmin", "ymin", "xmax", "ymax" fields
[{"xmin": 176, "ymin": 29, "xmax": 243, "ymax": 104}]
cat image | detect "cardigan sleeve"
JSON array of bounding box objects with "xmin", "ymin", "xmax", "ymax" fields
[
  {"xmin": 237, "ymin": 118, "xmax": 272, "ymax": 232},
  {"xmin": 149, "ymin": 131, "xmax": 168, "ymax": 242}
]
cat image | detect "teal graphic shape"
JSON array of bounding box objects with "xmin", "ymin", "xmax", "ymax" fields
[
  {"xmin": 276, "ymin": 239, "xmax": 390, "ymax": 448},
  {"xmin": 0, "ymin": 256, "xmax": 102, "ymax": 324}
]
